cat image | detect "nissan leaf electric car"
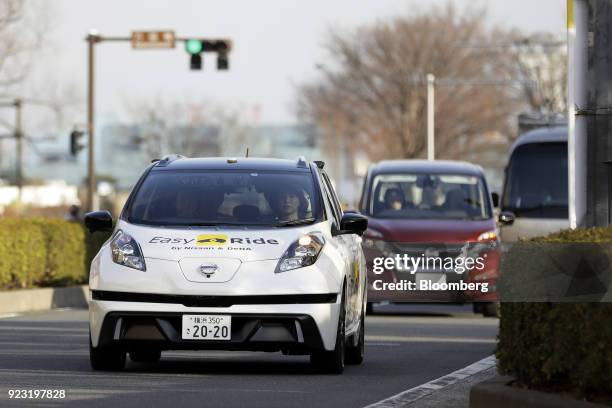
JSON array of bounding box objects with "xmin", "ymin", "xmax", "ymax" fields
[{"xmin": 86, "ymin": 156, "xmax": 368, "ymax": 374}]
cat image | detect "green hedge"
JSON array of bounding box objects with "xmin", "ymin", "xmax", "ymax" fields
[
  {"xmin": 0, "ymin": 218, "xmax": 111, "ymax": 289},
  {"xmin": 497, "ymin": 227, "xmax": 612, "ymax": 396}
]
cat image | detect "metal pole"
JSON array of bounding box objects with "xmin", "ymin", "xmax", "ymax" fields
[
  {"xmin": 426, "ymin": 73, "xmax": 435, "ymax": 161},
  {"xmin": 568, "ymin": 0, "xmax": 588, "ymax": 228},
  {"xmin": 86, "ymin": 32, "xmax": 98, "ymax": 213},
  {"xmin": 15, "ymin": 98, "xmax": 22, "ymax": 202}
]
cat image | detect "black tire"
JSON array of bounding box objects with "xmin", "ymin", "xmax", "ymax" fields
[
  {"xmin": 472, "ymin": 303, "xmax": 483, "ymax": 314},
  {"xmin": 89, "ymin": 338, "xmax": 126, "ymax": 371},
  {"xmin": 310, "ymin": 290, "xmax": 346, "ymax": 374},
  {"xmin": 482, "ymin": 302, "xmax": 499, "ymax": 318},
  {"xmin": 366, "ymin": 302, "xmax": 374, "ymax": 315},
  {"xmin": 129, "ymin": 350, "xmax": 161, "ymax": 363},
  {"xmin": 345, "ymin": 307, "xmax": 364, "ymax": 365}
]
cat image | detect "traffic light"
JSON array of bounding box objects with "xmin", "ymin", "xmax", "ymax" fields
[
  {"xmin": 190, "ymin": 53, "xmax": 202, "ymax": 70},
  {"xmin": 70, "ymin": 130, "xmax": 85, "ymax": 156},
  {"xmin": 184, "ymin": 39, "xmax": 231, "ymax": 71},
  {"xmin": 217, "ymin": 51, "xmax": 229, "ymax": 70}
]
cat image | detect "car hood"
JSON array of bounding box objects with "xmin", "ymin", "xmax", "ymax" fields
[
  {"xmin": 366, "ymin": 217, "xmax": 496, "ymax": 243},
  {"xmin": 116, "ymin": 220, "xmax": 321, "ymax": 262}
]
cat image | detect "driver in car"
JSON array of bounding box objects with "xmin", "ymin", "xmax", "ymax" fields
[{"xmin": 273, "ymin": 187, "xmax": 308, "ymax": 222}]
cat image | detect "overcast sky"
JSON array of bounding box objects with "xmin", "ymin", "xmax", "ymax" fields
[{"xmin": 29, "ymin": 0, "xmax": 566, "ymax": 126}]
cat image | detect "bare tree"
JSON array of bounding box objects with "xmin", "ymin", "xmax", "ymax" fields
[
  {"xmin": 507, "ymin": 32, "xmax": 567, "ymax": 114},
  {"xmin": 0, "ymin": 0, "xmax": 49, "ymax": 92},
  {"xmin": 296, "ymin": 4, "xmax": 522, "ymax": 163}
]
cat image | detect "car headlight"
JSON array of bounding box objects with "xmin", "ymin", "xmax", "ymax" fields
[
  {"xmin": 477, "ymin": 230, "xmax": 498, "ymax": 242},
  {"xmin": 110, "ymin": 230, "xmax": 146, "ymax": 271},
  {"xmin": 275, "ymin": 232, "xmax": 325, "ymax": 273}
]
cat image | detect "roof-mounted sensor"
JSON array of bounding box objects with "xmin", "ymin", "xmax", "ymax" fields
[
  {"xmin": 155, "ymin": 154, "xmax": 185, "ymax": 167},
  {"xmin": 296, "ymin": 156, "xmax": 308, "ymax": 168}
]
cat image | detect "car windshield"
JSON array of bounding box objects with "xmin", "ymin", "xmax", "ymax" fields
[
  {"xmin": 128, "ymin": 170, "xmax": 322, "ymax": 227},
  {"xmin": 502, "ymin": 142, "xmax": 568, "ymax": 219},
  {"xmin": 368, "ymin": 173, "xmax": 491, "ymax": 220}
]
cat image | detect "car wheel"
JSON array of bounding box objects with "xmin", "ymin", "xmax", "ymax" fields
[
  {"xmin": 89, "ymin": 337, "xmax": 125, "ymax": 371},
  {"xmin": 129, "ymin": 350, "xmax": 161, "ymax": 363},
  {"xmin": 482, "ymin": 302, "xmax": 500, "ymax": 318},
  {"xmin": 345, "ymin": 307, "xmax": 364, "ymax": 365},
  {"xmin": 472, "ymin": 303, "xmax": 483, "ymax": 314},
  {"xmin": 310, "ymin": 290, "xmax": 345, "ymax": 374}
]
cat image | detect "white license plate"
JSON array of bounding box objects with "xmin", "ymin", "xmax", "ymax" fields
[
  {"xmin": 415, "ymin": 273, "xmax": 446, "ymax": 285},
  {"xmin": 182, "ymin": 315, "xmax": 231, "ymax": 340}
]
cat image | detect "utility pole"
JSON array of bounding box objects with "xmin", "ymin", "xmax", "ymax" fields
[
  {"xmin": 14, "ymin": 98, "xmax": 22, "ymax": 202},
  {"xmin": 576, "ymin": 0, "xmax": 612, "ymax": 226},
  {"xmin": 0, "ymin": 99, "xmax": 24, "ymax": 201},
  {"xmin": 568, "ymin": 0, "xmax": 588, "ymax": 228},
  {"xmin": 426, "ymin": 73, "xmax": 435, "ymax": 161}
]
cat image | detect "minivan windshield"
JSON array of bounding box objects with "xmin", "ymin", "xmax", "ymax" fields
[
  {"xmin": 128, "ymin": 170, "xmax": 322, "ymax": 227},
  {"xmin": 502, "ymin": 142, "xmax": 568, "ymax": 219},
  {"xmin": 368, "ymin": 173, "xmax": 491, "ymax": 220}
]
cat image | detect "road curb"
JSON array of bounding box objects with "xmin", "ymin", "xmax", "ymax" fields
[
  {"xmin": 364, "ymin": 355, "xmax": 496, "ymax": 407},
  {"xmin": 0, "ymin": 285, "xmax": 89, "ymax": 315},
  {"xmin": 470, "ymin": 375, "xmax": 607, "ymax": 408}
]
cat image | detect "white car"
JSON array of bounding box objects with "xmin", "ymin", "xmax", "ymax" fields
[{"xmin": 86, "ymin": 156, "xmax": 368, "ymax": 374}]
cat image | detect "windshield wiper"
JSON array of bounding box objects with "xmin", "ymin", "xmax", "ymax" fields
[{"xmin": 275, "ymin": 217, "xmax": 316, "ymax": 227}]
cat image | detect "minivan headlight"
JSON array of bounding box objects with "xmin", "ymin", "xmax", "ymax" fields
[
  {"xmin": 477, "ymin": 230, "xmax": 498, "ymax": 242},
  {"xmin": 110, "ymin": 230, "xmax": 146, "ymax": 271},
  {"xmin": 275, "ymin": 232, "xmax": 325, "ymax": 273}
]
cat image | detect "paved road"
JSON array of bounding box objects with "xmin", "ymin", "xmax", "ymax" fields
[{"xmin": 0, "ymin": 304, "xmax": 498, "ymax": 408}]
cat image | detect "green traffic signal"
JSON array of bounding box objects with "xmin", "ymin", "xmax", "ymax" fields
[{"xmin": 185, "ymin": 39, "xmax": 203, "ymax": 54}]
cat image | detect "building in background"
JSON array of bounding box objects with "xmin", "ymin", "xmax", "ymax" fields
[{"xmin": 19, "ymin": 123, "xmax": 362, "ymax": 208}]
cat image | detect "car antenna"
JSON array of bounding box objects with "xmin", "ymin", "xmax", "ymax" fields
[{"xmin": 245, "ymin": 147, "xmax": 249, "ymax": 158}]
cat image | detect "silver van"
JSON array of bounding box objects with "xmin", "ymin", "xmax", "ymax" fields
[{"xmin": 498, "ymin": 127, "xmax": 569, "ymax": 242}]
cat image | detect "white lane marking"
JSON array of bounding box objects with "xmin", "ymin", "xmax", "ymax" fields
[
  {"xmin": 0, "ymin": 307, "xmax": 80, "ymax": 320},
  {"xmin": 0, "ymin": 326, "xmax": 87, "ymax": 332},
  {"xmin": 367, "ymin": 317, "xmax": 499, "ymax": 326},
  {"xmin": 363, "ymin": 355, "xmax": 496, "ymax": 408},
  {"xmin": 365, "ymin": 342, "xmax": 402, "ymax": 347},
  {"xmin": 365, "ymin": 335, "xmax": 496, "ymax": 344}
]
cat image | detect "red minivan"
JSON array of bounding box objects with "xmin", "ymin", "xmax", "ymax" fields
[{"xmin": 358, "ymin": 160, "xmax": 500, "ymax": 316}]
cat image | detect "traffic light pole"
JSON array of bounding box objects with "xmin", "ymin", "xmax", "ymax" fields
[
  {"xmin": 84, "ymin": 31, "xmax": 231, "ymax": 212},
  {"xmin": 86, "ymin": 32, "xmax": 97, "ymax": 213}
]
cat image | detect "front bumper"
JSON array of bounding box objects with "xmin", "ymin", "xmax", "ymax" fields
[{"xmin": 89, "ymin": 296, "xmax": 341, "ymax": 352}]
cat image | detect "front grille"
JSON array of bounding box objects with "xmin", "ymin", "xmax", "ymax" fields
[
  {"xmin": 92, "ymin": 290, "xmax": 337, "ymax": 307},
  {"xmin": 388, "ymin": 243, "xmax": 468, "ymax": 259}
]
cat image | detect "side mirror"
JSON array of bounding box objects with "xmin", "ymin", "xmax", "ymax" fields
[
  {"xmin": 491, "ymin": 192, "xmax": 500, "ymax": 208},
  {"xmin": 337, "ymin": 212, "xmax": 368, "ymax": 236},
  {"xmin": 84, "ymin": 210, "xmax": 113, "ymax": 233},
  {"xmin": 498, "ymin": 211, "xmax": 515, "ymax": 226}
]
